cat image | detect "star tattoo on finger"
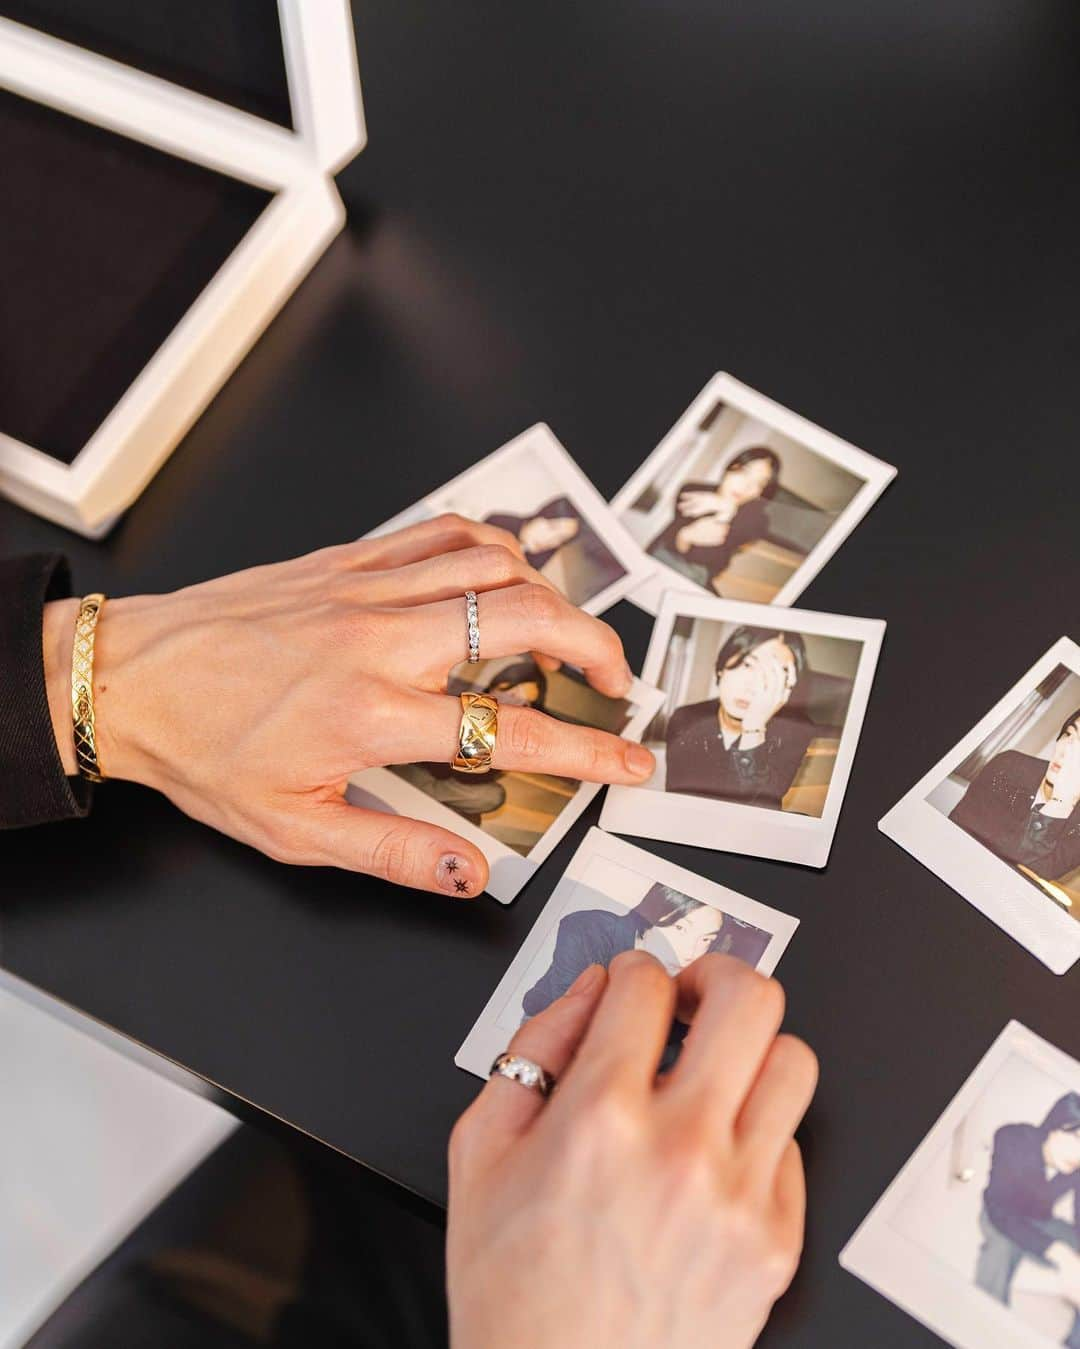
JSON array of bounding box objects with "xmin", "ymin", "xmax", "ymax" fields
[{"xmin": 453, "ymin": 877, "xmax": 470, "ymax": 894}]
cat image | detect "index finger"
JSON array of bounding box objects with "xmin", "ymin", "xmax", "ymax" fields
[{"xmin": 666, "ymin": 955, "xmax": 787, "ymax": 1124}]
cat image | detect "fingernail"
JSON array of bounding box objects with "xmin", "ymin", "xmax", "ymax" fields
[
  {"xmin": 565, "ymin": 963, "xmax": 604, "ymax": 998},
  {"xmin": 436, "ymin": 853, "xmax": 479, "ymax": 897},
  {"xmin": 625, "ymin": 741, "xmax": 655, "ymax": 778}
]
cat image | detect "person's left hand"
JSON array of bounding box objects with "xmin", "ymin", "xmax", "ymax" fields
[{"xmin": 43, "ymin": 515, "xmax": 654, "ymax": 896}]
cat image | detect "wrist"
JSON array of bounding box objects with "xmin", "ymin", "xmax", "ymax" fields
[
  {"xmin": 43, "ymin": 598, "xmax": 80, "ymax": 776},
  {"xmin": 91, "ymin": 594, "xmax": 172, "ymax": 790}
]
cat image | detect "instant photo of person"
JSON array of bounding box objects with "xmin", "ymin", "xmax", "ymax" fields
[
  {"xmin": 881, "ymin": 638, "xmax": 1080, "ymax": 974},
  {"xmin": 456, "ymin": 828, "xmax": 798, "ymax": 1077},
  {"xmin": 843, "ymin": 1022, "xmax": 1080, "ymax": 1349},
  {"xmin": 366, "ymin": 423, "xmax": 652, "ymax": 615},
  {"xmin": 602, "ymin": 593, "xmax": 884, "ymax": 867},
  {"xmin": 349, "ymin": 667, "xmax": 664, "ymax": 904},
  {"xmin": 611, "ymin": 373, "xmax": 896, "ymax": 615}
]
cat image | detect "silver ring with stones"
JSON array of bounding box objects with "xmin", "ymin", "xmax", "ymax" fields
[
  {"xmin": 465, "ymin": 590, "xmax": 480, "ymax": 663},
  {"xmin": 489, "ymin": 1052, "xmax": 554, "ymax": 1099}
]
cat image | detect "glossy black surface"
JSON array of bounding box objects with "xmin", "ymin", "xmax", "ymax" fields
[{"xmin": 3, "ymin": 3, "xmax": 1079, "ymax": 1344}]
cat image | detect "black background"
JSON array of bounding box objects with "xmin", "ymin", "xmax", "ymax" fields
[{"xmin": 2, "ymin": 2, "xmax": 1080, "ymax": 1344}]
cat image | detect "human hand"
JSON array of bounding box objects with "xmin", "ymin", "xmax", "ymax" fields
[
  {"xmin": 677, "ymin": 489, "xmax": 735, "ymax": 522},
  {"xmin": 447, "ymin": 953, "xmax": 817, "ymax": 1349},
  {"xmin": 739, "ymin": 649, "xmax": 794, "ymax": 740},
  {"xmin": 675, "ymin": 515, "xmax": 732, "ymax": 554},
  {"xmin": 1045, "ymin": 730, "xmax": 1080, "ymax": 816},
  {"xmin": 42, "ymin": 515, "xmax": 654, "ymax": 896}
]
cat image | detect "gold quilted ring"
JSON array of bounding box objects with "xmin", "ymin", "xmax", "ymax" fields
[{"xmin": 451, "ymin": 692, "xmax": 498, "ymax": 774}]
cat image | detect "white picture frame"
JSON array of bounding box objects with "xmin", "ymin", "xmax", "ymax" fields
[
  {"xmin": 456, "ymin": 827, "xmax": 799, "ymax": 1078},
  {"xmin": 610, "ymin": 372, "xmax": 897, "ymax": 615},
  {"xmin": 601, "ymin": 590, "xmax": 885, "ymax": 868},
  {"xmin": 348, "ymin": 676, "xmax": 664, "ymax": 905},
  {"xmin": 841, "ymin": 1021, "xmax": 1080, "ymax": 1349},
  {"xmin": 367, "ymin": 423, "xmax": 656, "ymax": 617},
  {"xmin": 880, "ymin": 637, "xmax": 1080, "ymax": 975},
  {"xmin": 0, "ymin": 1, "xmax": 365, "ymax": 537}
]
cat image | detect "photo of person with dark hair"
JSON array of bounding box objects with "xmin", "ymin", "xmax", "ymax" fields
[
  {"xmin": 664, "ymin": 624, "xmax": 815, "ymax": 809},
  {"xmin": 950, "ymin": 710, "xmax": 1080, "ymax": 885},
  {"xmin": 521, "ymin": 881, "xmax": 771, "ymax": 1018},
  {"xmin": 647, "ymin": 448, "xmax": 781, "ymax": 596},
  {"xmin": 976, "ymin": 1091, "xmax": 1080, "ymax": 1338},
  {"xmin": 613, "ymin": 375, "xmax": 894, "ymax": 612}
]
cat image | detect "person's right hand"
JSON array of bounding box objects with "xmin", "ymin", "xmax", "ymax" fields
[
  {"xmin": 677, "ymin": 488, "xmax": 734, "ymax": 521},
  {"xmin": 1045, "ymin": 729, "xmax": 1080, "ymax": 816},
  {"xmin": 447, "ymin": 952, "xmax": 817, "ymax": 1349},
  {"xmin": 42, "ymin": 514, "xmax": 654, "ymax": 897}
]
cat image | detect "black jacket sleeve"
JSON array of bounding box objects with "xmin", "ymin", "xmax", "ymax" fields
[{"xmin": 0, "ymin": 554, "xmax": 91, "ymax": 828}]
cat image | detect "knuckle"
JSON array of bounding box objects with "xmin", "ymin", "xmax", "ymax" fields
[
  {"xmin": 761, "ymin": 1234, "xmax": 802, "ymax": 1293},
  {"xmin": 474, "ymin": 543, "xmax": 520, "ymax": 583},
  {"xmin": 514, "ymin": 582, "xmax": 562, "ymax": 627},
  {"xmin": 505, "ymin": 707, "xmax": 549, "ymax": 761},
  {"xmin": 366, "ymin": 824, "xmax": 416, "ymax": 883}
]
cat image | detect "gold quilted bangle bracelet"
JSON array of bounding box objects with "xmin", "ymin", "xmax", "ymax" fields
[{"xmin": 71, "ymin": 593, "xmax": 107, "ymax": 783}]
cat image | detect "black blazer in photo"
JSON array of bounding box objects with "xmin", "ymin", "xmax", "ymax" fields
[
  {"xmin": 950, "ymin": 750, "xmax": 1080, "ymax": 882},
  {"xmin": 664, "ymin": 700, "xmax": 815, "ymax": 809}
]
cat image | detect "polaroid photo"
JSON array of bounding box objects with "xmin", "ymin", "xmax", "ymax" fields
[
  {"xmin": 456, "ymin": 826, "xmax": 798, "ymax": 1077},
  {"xmin": 368, "ymin": 423, "xmax": 653, "ymax": 616},
  {"xmin": 880, "ymin": 638, "xmax": 1080, "ymax": 975},
  {"xmin": 347, "ymin": 666, "xmax": 664, "ymax": 905},
  {"xmin": 842, "ymin": 1021, "xmax": 1080, "ymax": 1349},
  {"xmin": 600, "ymin": 591, "xmax": 884, "ymax": 868},
  {"xmin": 611, "ymin": 373, "xmax": 897, "ymax": 615}
]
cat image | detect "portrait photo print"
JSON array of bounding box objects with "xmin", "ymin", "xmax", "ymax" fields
[
  {"xmin": 601, "ymin": 592, "xmax": 885, "ymax": 867},
  {"xmin": 842, "ymin": 1022, "xmax": 1080, "ymax": 1349},
  {"xmin": 368, "ymin": 422, "xmax": 653, "ymax": 616},
  {"xmin": 881, "ymin": 637, "xmax": 1080, "ymax": 975},
  {"xmin": 611, "ymin": 372, "xmax": 896, "ymax": 615},
  {"xmin": 347, "ymin": 664, "xmax": 664, "ymax": 904},
  {"xmin": 456, "ymin": 827, "xmax": 798, "ymax": 1079}
]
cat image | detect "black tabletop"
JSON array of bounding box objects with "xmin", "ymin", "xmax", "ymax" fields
[{"xmin": 3, "ymin": 3, "xmax": 1080, "ymax": 1345}]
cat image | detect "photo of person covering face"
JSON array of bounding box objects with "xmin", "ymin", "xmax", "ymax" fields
[
  {"xmin": 927, "ymin": 666, "xmax": 1080, "ymax": 916},
  {"xmin": 614, "ymin": 378, "xmax": 885, "ymax": 609},
  {"xmin": 845, "ymin": 1029, "xmax": 1080, "ymax": 1349},
  {"xmin": 648, "ymin": 619, "xmax": 861, "ymax": 817},
  {"xmin": 392, "ymin": 657, "xmax": 636, "ymax": 856},
  {"xmin": 521, "ymin": 881, "xmax": 771, "ymax": 1018}
]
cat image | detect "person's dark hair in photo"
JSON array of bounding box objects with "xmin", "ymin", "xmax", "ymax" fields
[
  {"xmin": 521, "ymin": 882, "xmax": 770, "ymax": 1019},
  {"xmin": 976, "ymin": 1091, "xmax": 1080, "ymax": 1337},
  {"xmin": 949, "ymin": 707, "xmax": 1080, "ymax": 885},
  {"xmin": 647, "ymin": 447, "xmax": 782, "ymax": 595},
  {"xmin": 664, "ymin": 625, "xmax": 814, "ymax": 809}
]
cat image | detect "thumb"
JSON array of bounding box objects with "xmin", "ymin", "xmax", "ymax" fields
[{"xmin": 317, "ymin": 803, "xmax": 489, "ymax": 897}]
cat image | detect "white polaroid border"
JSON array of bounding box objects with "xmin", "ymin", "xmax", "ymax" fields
[
  {"xmin": 601, "ymin": 591, "xmax": 885, "ymax": 868},
  {"xmin": 0, "ymin": 1, "xmax": 365, "ymax": 537},
  {"xmin": 368, "ymin": 423, "xmax": 655, "ymax": 617},
  {"xmin": 841, "ymin": 1021, "xmax": 1080, "ymax": 1349},
  {"xmin": 348, "ymin": 677, "xmax": 664, "ymax": 905},
  {"xmin": 880, "ymin": 636, "xmax": 1080, "ymax": 975},
  {"xmin": 456, "ymin": 827, "xmax": 799, "ymax": 1077},
  {"xmin": 610, "ymin": 373, "xmax": 897, "ymax": 616}
]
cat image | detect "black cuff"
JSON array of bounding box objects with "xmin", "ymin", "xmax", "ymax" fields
[{"xmin": 0, "ymin": 554, "xmax": 91, "ymax": 828}]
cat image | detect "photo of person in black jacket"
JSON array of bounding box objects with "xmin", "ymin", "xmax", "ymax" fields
[
  {"xmin": 664, "ymin": 624, "xmax": 816, "ymax": 809},
  {"xmin": 977, "ymin": 1092, "xmax": 1080, "ymax": 1343},
  {"xmin": 950, "ymin": 711, "xmax": 1080, "ymax": 887},
  {"xmin": 647, "ymin": 448, "xmax": 781, "ymax": 596},
  {"xmin": 483, "ymin": 495, "xmax": 627, "ymax": 607},
  {"xmin": 521, "ymin": 881, "xmax": 771, "ymax": 1019}
]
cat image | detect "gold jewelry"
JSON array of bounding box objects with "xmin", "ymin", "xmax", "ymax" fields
[
  {"xmin": 71, "ymin": 593, "xmax": 107, "ymax": 782},
  {"xmin": 452, "ymin": 692, "xmax": 498, "ymax": 774}
]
